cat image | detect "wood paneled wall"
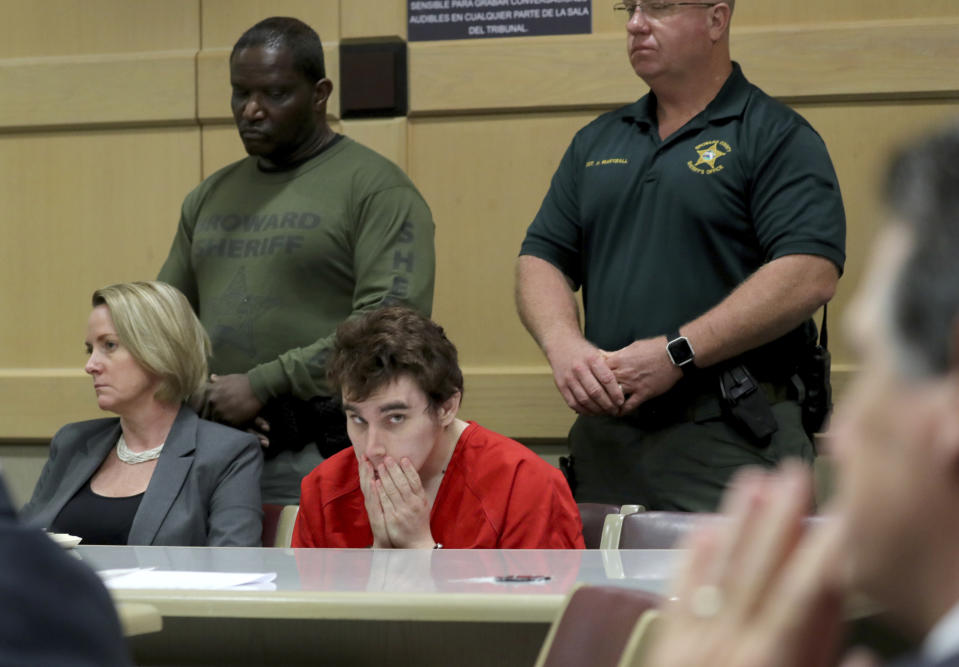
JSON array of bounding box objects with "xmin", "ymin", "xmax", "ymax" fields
[{"xmin": 1, "ymin": 2, "xmax": 957, "ymax": 498}]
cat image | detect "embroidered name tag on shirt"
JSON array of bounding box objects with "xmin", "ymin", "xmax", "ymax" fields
[{"xmin": 585, "ymin": 158, "xmax": 629, "ymax": 168}]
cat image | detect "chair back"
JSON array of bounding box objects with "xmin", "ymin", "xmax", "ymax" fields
[
  {"xmin": 261, "ymin": 504, "xmax": 299, "ymax": 548},
  {"xmin": 617, "ymin": 512, "xmax": 826, "ymax": 549},
  {"xmin": 274, "ymin": 505, "xmax": 299, "ymax": 548},
  {"xmin": 619, "ymin": 512, "xmax": 717, "ymax": 549},
  {"xmin": 598, "ymin": 504, "xmax": 644, "ymax": 549},
  {"xmin": 577, "ymin": 503, "xmax": 621, "ymax": 548},
  {"xmin": 261, "ymin": 503, "xmax": 283, "ymax": 548},
  {"xmin": 535, "ymin": 584, "xmax": 662, "ymax": 667},
  {"xmin": 620, "ymin": 607, "xmax": 663, "ymax": 667}
]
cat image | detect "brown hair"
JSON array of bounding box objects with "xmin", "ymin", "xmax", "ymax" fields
[{"xmin": 327, "ymin": 306, "xmax": 463, "ymax": 411}]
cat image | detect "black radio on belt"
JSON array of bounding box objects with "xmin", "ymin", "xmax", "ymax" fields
[
  {"xmin": 718, "ymin": 365, "xmax": 778, "ymax": 447},
  {"xmin": 794, "ymin": 305, "xmax": 833, "ymax": 440}
]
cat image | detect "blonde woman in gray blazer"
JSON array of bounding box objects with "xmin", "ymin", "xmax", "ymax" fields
[{"xmin": 20, "ymin": 281, "xmax": 262, "ymax": 546}]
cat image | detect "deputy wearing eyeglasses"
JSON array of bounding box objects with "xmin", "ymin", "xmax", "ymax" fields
[{"xmin": 516, "ymin": 1, "xmax": 846, "ymax": 510}]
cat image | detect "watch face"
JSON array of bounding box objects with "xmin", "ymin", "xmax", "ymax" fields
[{"xmin": 668, "ymin": 337, "xmax": 695, "ymax": 366}]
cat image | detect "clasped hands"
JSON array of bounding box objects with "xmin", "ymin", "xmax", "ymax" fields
[
  {"xmin": 548, "ymin": 335, "xmax": 683, "ymax": 416},
  {"xmin": 204, "ymin": 373, "xmax": 270, "ymax": 448},
  {"xmin": 358, "ymin": 454, "xmax": 435, "ymax": 549}
]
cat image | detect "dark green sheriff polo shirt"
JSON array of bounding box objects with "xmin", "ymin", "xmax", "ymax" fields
[{"xmin": 521, "ymin": 63, "xmax": 846, "ymax": 377}]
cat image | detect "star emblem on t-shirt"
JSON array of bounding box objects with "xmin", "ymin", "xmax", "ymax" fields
[
  {"xmin": 207, "ymin": 267, "xmax": 280, "ymax": 361},
  {"xmin": 694, "ymin": 141, "xmax": 727, "ymax": 170}
]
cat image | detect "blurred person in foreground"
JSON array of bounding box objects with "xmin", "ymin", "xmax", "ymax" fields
[
  {"xmin": 645, "ymin": 123, "xmax": 959, "ymax": 667},
  {"xmin": 292, "ymin": 306, "xmax": 585, "ymax": 549},
  {"xmin": 1, "ymin": 470, "xmax": 130, "ymax": 666},
  {"xmin": 21, "ymin": 281, "xmax": 262, "ymax": 546}
]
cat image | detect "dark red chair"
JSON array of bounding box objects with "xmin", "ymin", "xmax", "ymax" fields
[
  {"xmin": 535, "ymin": 585, "xmax": 662, "ymax": 667},
  {"xmin": 617, "ymin": 511, "xmax": 717, "ymax": 549},
  {"xmin": 618, "ymin": 512, "xmax": 827, "ymax": 549},
  {"xmin": 261, "ymin": 503, "xmax": 284, "ymax": 548}
]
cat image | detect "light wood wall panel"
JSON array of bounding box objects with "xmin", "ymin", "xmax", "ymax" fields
[
  {"xmin": 733, "ymin": 0, "xmax": 957, "ymax": 25},
  {"xmin": 410, "ymin": 112, "xmax": 595, "ymax": 367},
  {"xmin": 341, "ymin": 0, "xmax": 406, "ymax": 39},
  {"xmin": 0, "ymin": 0, "xmax": 199, "ymax": 130},
  {"xmin": 341, "ymin": 118, "xmax": 409, "ymax": 171},
  {"xmin": 0, "ymin": 127, "xmax": 200, "ymax": 437},
  {"xmin": 0, "ymin": 0, "xmax": 198, "ymax": 57},
  {"xmin": 458, "ymin": 371, "xmax": 574, "ymax": 439},
  {"xmin": 735, "ymin": 19, "xmax": 959, "ymax": 100},
  {"xmin": 0, "ymin": 374, "xmax": 96, "ymax": 440},
  {"xmin": 0, "ymin": 52, "xmax": 196, "ymax": 130},
  {"xmin": 410, "ymin": 34, "xmax": 638, "ymax": 114},
  {"xmin": 410, "ymin": 19, "xmax": 959, "ymax": 115},
  {"xmin": 592, "ymin": 0, "xmax": 630, "ymax": 33},
  {"xmin": 200, "ymin": 1, "xmax": 340, "ymax": 48},
  {"xmin": 0, "ymin": 128, "xmax": 200, "ymax": 369}
]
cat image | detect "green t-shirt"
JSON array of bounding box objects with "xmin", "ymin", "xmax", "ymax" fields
[
  {"xmin": 521, "ymin": 64, "xmax": 845, "ymax": 377},
  {"xmin": 159, "ymin": 136, "xmax": 436, "ymax": 401}
]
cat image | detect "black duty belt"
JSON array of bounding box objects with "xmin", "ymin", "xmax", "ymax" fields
[
  {"xmin": 623, "ymin": 376, "xmax": 791, "ymax": 431},
  {"xmin": 257, "ymin": 395, "xmax": 351, "ymax": 460}
]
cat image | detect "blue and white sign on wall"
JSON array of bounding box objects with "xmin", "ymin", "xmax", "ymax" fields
[{"xmin": 409, "ymin": 0, "xmax": 591, "ymax": 41}]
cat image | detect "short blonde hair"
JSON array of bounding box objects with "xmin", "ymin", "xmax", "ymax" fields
[{"xmin": 92, "ymin": 281, "xmax": 210, "ymax": 404}]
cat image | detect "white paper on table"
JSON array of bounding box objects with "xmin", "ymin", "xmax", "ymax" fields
[
  {"xmin": 98, "ymin": 567, "xmax": 156, "ymax": 581},
  {"xmin": 447, "ymin": 576, "xmax": 552, "ymax": 585},
  {"xmin": 102, "ymin": 569, "xmax": 277, "ymax": 591}
]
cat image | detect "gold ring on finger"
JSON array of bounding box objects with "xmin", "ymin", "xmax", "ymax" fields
[{"xmin": 689, "ymin": 584, "xmax": 724, "ymax": 619}]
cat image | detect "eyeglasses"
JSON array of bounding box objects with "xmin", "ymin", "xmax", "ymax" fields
[{"xmin": 613, "ymin": 2, "xmax": 720, "ymax": 21}]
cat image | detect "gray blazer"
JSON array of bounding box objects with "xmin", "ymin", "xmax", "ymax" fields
[{"xmin": 20, "ymin": 405, "xmax": 263, "ymax": 546}]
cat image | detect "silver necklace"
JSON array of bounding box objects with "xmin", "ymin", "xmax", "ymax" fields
[{"xmin": 116, "ymin": 434, "xmax": 164, "ymax": 464}]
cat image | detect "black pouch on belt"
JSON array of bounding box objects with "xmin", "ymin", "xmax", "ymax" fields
[
  {"xmin": 558, "ymin": 456, "xmax": 577, "ymax": 495},
  {"xmin": 795, "ymin": 305, "xmax": 833, "ymax": 440},
  {"xmin": 719, "ymin": 365, "xmax": 778, "ymax": 447},
  {"xmin": 257, "ymin": 395, "xmax": 351, "ymax": 460}
]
